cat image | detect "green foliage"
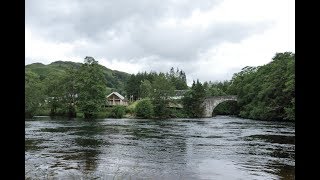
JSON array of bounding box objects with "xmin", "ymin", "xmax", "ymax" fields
[
  {"xmin": 125, "ymin": 106, "xmax": 134, "ymax": 114},
  {"xmin": 125, "ymin": 67, "xmax": 187, "ymax": 100},
  {"xmin": 76, "ymin": 112, "xmax": 84, "ymax": 118},
  {"xmin": 139, "ymin": 80, "xmax": 152, "ymax": 98},
  {"xmin": 284, "ymin": 98, "xmax": 295, "ymax": 121},
  {"xmin": 127, "ymin": 99, "xmax": 141, "ymax": 111},
  {"xmin": 25, "ymin": 58, "xmax": 130, "ymax": 118},
  {"xmin": 167, "ymin": 67, "xmax": 188, "ymax": 90},
  {"xmin": 77, "ymin": 57, "xmax": 107, "ymax": 119},
  {"xmin": 125, "ymin": 73, "xmax": 146, "ymax": 100},
  {"xmin": 202, "ymin": 81, "xmax": 230, "ymax": 97},
  {"xmin": 168, "ymin": 108, "xmax": 187, "ymax": 118},
  {"xmin": 35, "ymin": 107, "xmax": 50, "ymax": 116},
  {"xmin": 182, "ymin": 80, "xmax": 206, "ymax": 118},
  {"xmin": 213, "ymin": 101, "xmax": 240, "ymax": 116},
  {"xmin": 94, "ymin": 109, "xmax": 109, "ymax": 118},
  {"xmin": 228, "ymin": 52, "xmax": 295, "ymax": 121},
  {"xmin": 135, "ymin": 99, "xmax": 154, "ymax": 118},
  {"xmin": 25, "ymin": 60, "xmax": 130, "ymax": 94},
  {"xmin": 60, "ymin": 68, "xmax": 79, "ymax": 117},
  {"xmin": 25, "ymin": 70, "xmax": 45, "ymax": 118},
  {"xmin": 25, "ymin": 52, "xmax": 294, "ymax": 121},
  {"xmin": 109, "ymin": 105, "xmax": 126, "ymax": 118},
  {"xmin": 25, "ymin": 62, "xmax": 79, "ymax": 80},
  {"xmin": 151, "ymin": 74, "xmax": 175, "ymax": 118},
  {"xmin": 44, "ymin": 71, "xmax": 65, "ymax": 116}
]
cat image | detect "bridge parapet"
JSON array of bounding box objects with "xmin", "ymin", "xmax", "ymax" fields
[{"xmin": 205, "ymin": 95, "xmax": 237, "ymax": 101}]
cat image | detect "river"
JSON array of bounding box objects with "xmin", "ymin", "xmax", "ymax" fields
[{"xmin": 25, "ymin": 116, "xmax": 295, "ymax": 179}]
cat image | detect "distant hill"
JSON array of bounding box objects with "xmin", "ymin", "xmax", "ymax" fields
[{"xmin": 25, "ymin": 61, "xmax": 131, "ymax": 95}]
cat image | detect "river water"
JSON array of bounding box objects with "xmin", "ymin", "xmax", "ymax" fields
[{"xmin": 25, "ymin": 116, "xmax": 295, "ymax": 179}]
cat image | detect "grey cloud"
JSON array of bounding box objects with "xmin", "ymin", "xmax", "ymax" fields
[
  {"xmin": 68, "ymin": 20, "xmax": 271, "ymax": 63},
  {"xmin": 191, "ymin": 66, "xmax": 243, "ymax": 83},
  {"xmin": 26, "ymin": 0, "xmax": 275, "ymax": 82},
  {"xmin": 131, "ymin": 22, "xmax": 270, "ymax": 61},
  {"xmin": 26, "ymin": 0, "xmax": 221, "ymax": 42}
]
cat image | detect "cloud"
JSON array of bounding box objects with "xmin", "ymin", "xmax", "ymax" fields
[
  {"xmin": 26, "ymin": 0, "xmax": 294, "ymax": 85},
  {"xmin": 26, "ymin": 0, "xmax": 221, "ymax": 42}
]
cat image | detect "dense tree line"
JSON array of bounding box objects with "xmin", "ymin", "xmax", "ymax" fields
[
  {"xmin": 168, "ymin": 67, "xmax": 188, "ymax": 90},
  {"xmin": 227, "ymin": 52, "xmax": 295, "ymax": 121},
  {"xmin": 125, "ymin": 67, "xmax": 188, "ymax": 101},
  {"xmin": 181, "ymin": 52, "xmax": 295, "ymax": 121},
  {"xmin": 26, "ymin": 52, "xmax": 295, "ymax": 121},
  {"xmin": 127, "ymin": 69, "xmax": 186, "ymax": 118},
  {"xmin": 125, "ymin": 67, "xmax": 188, "ymax": 118},
  {"xmin": 25, "ymin": 57, "xmax": 106, "ymax": 119}
]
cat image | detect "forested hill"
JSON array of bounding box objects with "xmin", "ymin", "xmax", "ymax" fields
[{"xmin": 25, "ymin": 60, "xmax": 130, "ymax": 94}]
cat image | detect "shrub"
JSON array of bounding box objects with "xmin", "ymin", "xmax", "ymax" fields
[
  {"xmin": 109, "ymin": 105, "xmax": 126, "ymax": 118},
  {"xmin": 135, "ymin": 99, "xmax": 154, "ymax": 118},
  {"xmin": 35, "ymin": 107, "xmax": 50, "ymax": 116},
  {"xmin": 96, "ymin": 110, "xmax": 107, "ymax": 118},
  {"xmin": 76, "ymin": 112, "xmax": 84, "ymax": 118},
  {"xmin": 169, "ymin": 108, "xmax": 187, "ymax": 118},
  {"xmin": 125, "ymin": 106, "xmax": 134, "ymax": 114}
]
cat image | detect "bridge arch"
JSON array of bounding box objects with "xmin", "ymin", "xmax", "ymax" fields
[{"xmin": 201, "ymin": 96, "xmax": 237, "ymax": 117}]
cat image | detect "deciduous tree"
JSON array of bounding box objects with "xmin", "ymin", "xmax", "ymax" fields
[{"xmin": 77, "ymin": 57, "xmax": 107, "ymax": 119}]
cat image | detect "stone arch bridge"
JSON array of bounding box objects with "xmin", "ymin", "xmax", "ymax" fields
[
  {"xmin": 169, "ymin": 95, "xmax": 238, "ymax": 118},
  {"xmin": 201, "ymin": 95, "xmax": 238, "ymax": 117}
]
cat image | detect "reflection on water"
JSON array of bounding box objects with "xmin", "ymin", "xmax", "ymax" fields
[{"xmin": 25, "ymin": 116, "xmax": 295, "ymax": 179}]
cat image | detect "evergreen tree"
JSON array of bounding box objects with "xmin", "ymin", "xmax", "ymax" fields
[
  {"xmin": 139, "ymin": 79, "xmax": 152, "ymax": 98},
  {"xmin": 182, "ymin": 80, "xmax": 206, "ymax": 117}
]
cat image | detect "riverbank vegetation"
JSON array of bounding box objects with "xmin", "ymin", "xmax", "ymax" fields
[
  {"xmin": 25, "ymin": 52, "xmax": 294, "ymax": 121},
  {"xmin": 227, "ymin": 52, "xmax": 295, "ymax": 121}
]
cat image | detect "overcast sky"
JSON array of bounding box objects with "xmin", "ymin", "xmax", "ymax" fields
[{"xmin": 26, "ymin": 0, "xmax": 294, "ymax": 85}]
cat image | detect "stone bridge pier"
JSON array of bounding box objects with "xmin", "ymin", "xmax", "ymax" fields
[{"xmin": 201, "ymin": 95, "xmax": 238, "ymax": 117}]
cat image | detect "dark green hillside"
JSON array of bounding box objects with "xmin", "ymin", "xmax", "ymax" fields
[{"xmin": 25, "ymin": 60, "xmax": 130, "ymax": 94}]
